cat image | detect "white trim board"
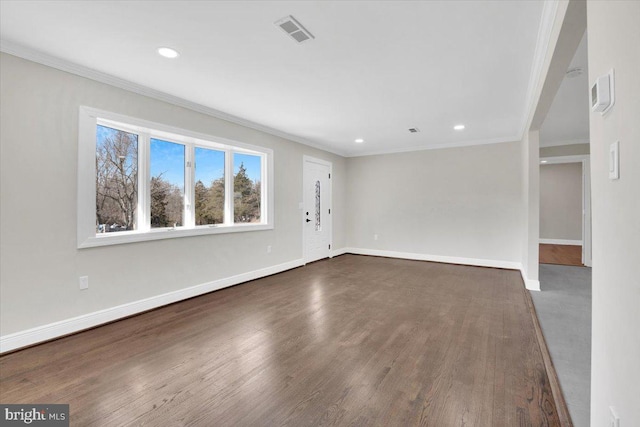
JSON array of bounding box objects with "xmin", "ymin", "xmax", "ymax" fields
[
  {"xmin": 344, "ymin": 247, "xmax": 521, "ymax": 270},
  {"xmin": 540, "ymin": 154, "xmax": 589, "ymax": 164},
  {"xmin": 344, "ymin": 248, "xmax": 539, "ymax": 291},
  {"xmin": 518, "ymin": 0, "xmax": 560, "ymax": 141},
  {"xmin": 539, "ymin": 239, "xmax": 582, "ymax": 245},
  {"xmin": 0, "ymin": 259, "xmax": 304, "ymax": 354},
  {"xmin": 1, "ymin": 249, "xmax": 539, "ymax": 353},
  {"xmin": 540, "ymin": 154, "xmax": 592, "ymax": 267},
  {"xmin": 540, "ymin": 138, "xmax": 589, "ymax": 148},
  {"xmin": 1, "ymin": 39, "xmax": 561, "ymax": 159},
  {"xmin": 0, "ymin": 39, "xmax": 347, "ymax": 158},
  {"xmin": 330, "ymin": 247, "xmax": 349, "ymax": 258},
  {"xmin": 520, "ymin": 270, "xmax": 541, "ymax": 292}
]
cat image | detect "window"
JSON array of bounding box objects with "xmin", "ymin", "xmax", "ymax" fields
[
  {"xmin": 315, "ymin": 180, "xmax": 321, "ymax": 231},
  {"xmin": 194, "ymin": 147, "xmax": 225, "ymax": 225},
  {"xmin": 96, "ymin": 125, "xmax": 138, "ymax": 233},
  {"xmin": 233, "ymin": 153, "xmax": 262, "ymax": 224},
  {"xmin": 150, "ymin": 139, "xmax": 185, "ymax": 228},
  {"xmin": 78, "ymin": 107, "xmax": 273, "ymax": 248}
]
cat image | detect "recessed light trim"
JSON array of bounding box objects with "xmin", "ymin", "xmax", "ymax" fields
[
  {"xmin": 453, "ymin": 124, "xmax": 465, "ymax": 131},
  {"xmin": 157, "ymin": 47, "xmax": 179, "ymax": 59},
  {"xmin": 354, "ymin": 138, "xmax": 364, "ymax": 143},
  {"xmin": 541, "ymin": 160, "xmax": 548, "ymax": 164}
]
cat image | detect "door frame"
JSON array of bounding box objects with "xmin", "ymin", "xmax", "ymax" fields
[
  {"xmin": 539, "ymin": 154, "xmax": 592, "ymax": 267},
  {"xmin": 302, "ymin": 155, "xmax": 333, "ymax": 264}
]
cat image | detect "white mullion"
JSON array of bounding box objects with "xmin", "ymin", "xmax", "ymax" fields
[
  {"xmin": 184, "ymin": 143, "xmax": 195, "ymax": 228},
  {"xmin": 261, "ymin": 154, "xmax": 267, "ymax": 224},
  {"xmin": 138, "ymin": 132, "xmax": 150, "ymax": 232},
  {"xmin": 225, "ymin": 150, "xmax": 234, "ymax": 225}
]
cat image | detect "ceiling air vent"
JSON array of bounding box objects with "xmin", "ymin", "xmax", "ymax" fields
[
  {"xmin": 408, "ymin": 128, "xmax": 420, "ymax": 133},
  {"xmin": 275, "ymin": 15, "xmax": 314, "ymax": 43}
]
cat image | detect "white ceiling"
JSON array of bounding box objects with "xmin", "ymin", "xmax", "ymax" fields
[
  {"xmin": 540, "ymin": 31, "xmax": 589, "ymax": 147},
  {"xmin": 0, "ymin": 1, "xmax": 547, "ymax": 156}
]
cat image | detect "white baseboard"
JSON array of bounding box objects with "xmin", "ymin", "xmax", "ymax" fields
[
  {"xmin": 0, "ymin": 258, "xmax": 304, "ymax": 354},
  {"xmin": 344, "ymin": 247, "xmax": 522, "ymax": 270},
  {"xmin": 520, "ymin": 269, "xmax": 541, "ymax": 291},
  {"xmin": 344, "ymin": 247, "xmax": 541, "ymax": 291},
  {"xmin": 539, "ymin": 238, "xmax": 582, "ymax": 246},
  {"xmin": 330, "ymin": 247, "xmax": 349, "ymax": 258}
]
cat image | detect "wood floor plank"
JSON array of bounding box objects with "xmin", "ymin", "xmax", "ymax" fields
[
  {"xmin": 0, "ymin": 255, "xmax": 560, "ymax": 426},
  {"xmin": 539, "ymin": 244, "xmax": 583, "ymax": 266}
]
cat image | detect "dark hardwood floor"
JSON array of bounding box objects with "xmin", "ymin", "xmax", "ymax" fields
[
  {"xmin": 539, "ymin": 244, "xmax": 583, "ymax": 266},
  {"xmin": 0, "ymin": 255, "xmax": 560, "ymax": 426}
]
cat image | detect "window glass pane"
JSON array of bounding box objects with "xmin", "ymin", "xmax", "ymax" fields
[
  {"xmin": 315, "ymin": 180, "xmax": 321, "ymax": 231},
  {"xmin": 96, "ymin": 125, "xmax": 138, "ymax": 233},
  {"xmin": 194, "ymin": 147, "xmax": 225, "ymax": 225},
  {"xmin": 233, "ymin": 153, "xmax": 262, "ymax": 223},
  {"xmin": 150, "ymin": 139, "xmax": 185, "ymax": 228}
]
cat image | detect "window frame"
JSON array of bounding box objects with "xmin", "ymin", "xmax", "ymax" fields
[{"xmin": 78, "ymin": 106, "xmax": 274, "ymax": 248}]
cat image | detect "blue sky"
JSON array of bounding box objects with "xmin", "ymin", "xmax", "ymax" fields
[
  {"xmin": 194, "ymin": 149, "xmax": 262, "ymax": 185},
  {"xmin": 195, "ymin": 147, "xmax": 224, "ymax": 185},
  {"xmin": 233, "ymin": 153, "xmax": 261, "ymax": 183},
  {"xmin": 98, "ymin": 126, "xmax": 261, "ymax": 187},
  {"xmin": 150, "ymin": 141, "xmax": 261, "ymax": 187},
  {"xmin": 151, "ymin": 139, "xmax": 185, "ymax": 190}
]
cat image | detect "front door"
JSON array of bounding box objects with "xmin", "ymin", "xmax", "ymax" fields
[{"xmin": 303, "ymin": 157, "xmax": 331, "ymax": 263}]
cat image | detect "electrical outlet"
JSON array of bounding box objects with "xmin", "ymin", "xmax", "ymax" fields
[
  {"xmin": 374, "ymin": 234, "xmax": 379, "ymax": 241},
  {"xmin": 609, "ymin": 406, "xmax": 620, "ymax": 427},
  {"xmin": 267, "ymin": 245, "xmax": 272, "ymax": 254},
  {"xmin": 79, "ymin": 276, "xmax": 89, "ymax": 290}
]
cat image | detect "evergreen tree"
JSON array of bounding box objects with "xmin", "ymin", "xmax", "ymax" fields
[
  {"xmin": 234, "ymin": 163, "xmax": 259, "ymax": 222},
  {"xmin": 195, "ymin": 180, "xmax": 208, "ymax": 225},
  {"xmin": 150, "ymin": 176, "xmax": 169, "ymax": 227},
  {"xmin": 207, "ymin": 177, "xmax": 225, "ymax": 224}
]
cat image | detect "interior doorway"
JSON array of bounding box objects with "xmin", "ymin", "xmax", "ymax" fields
[
  {"xmin": 303, "ymin": 156, "xmax": 332, "ymax": 263},
  {"xmin": 539, "ymin": 155, "xmax": 591, "ymax": 267}
]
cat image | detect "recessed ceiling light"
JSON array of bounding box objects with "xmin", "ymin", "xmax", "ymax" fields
[
  {"xmin": 354, "ymin": 138, "xmax": 364, "ymax": 143},
  {"xmin": 157, "ymin": 47, "xmax": 179, "ymax": 59},
  {"xmin": 453, "ymin": 124, "xmax": 465, "ymax": 131},
  {"xmin": 541, "ymin": 160, "xmax": 548, "ymax": 164}
]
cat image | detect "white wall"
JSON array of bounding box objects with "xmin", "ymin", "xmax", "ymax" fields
[
  {"xmin": 345, "ymin": 142, "xmax": 522, "ymax": 266},
  {"xmin": 587, "ymin": 1, "xmax": 640, "ymax": 425},
  {"xmin": 0, "ymin": 53, "xmax": 347, "ymax": 339},
  {"xmin": 539, "ymin": 163, "xmax": 582, "ymax": 241},
  {"xmin": 520, "ymin": 130, "xmax": 540, "ymax": 290}
]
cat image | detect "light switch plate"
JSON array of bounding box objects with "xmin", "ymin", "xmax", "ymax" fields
[{"xmin": 609, "ymin": 141, "xmax": 620, "ymax": 180}]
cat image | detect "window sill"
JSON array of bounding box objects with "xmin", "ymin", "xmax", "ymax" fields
[{"xmin": 78, "ymin": 223, "xmax": 273, "ymax": 249}]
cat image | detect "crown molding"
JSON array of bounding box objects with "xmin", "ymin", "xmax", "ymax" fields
[
  {"xmin": 344, "ymin": 135, "xmax": 519, "ymax": 158},
  {"xmin": 0, "ymin": 39, "xmax": 348, "ymax": 157},
  {"xmin": 518, "ymin": 0, "xmax": 561, "ymax": 140},
  {"xmin": 539, "ymin": 138, "xmax": 589, "ymax": 148},
  {"xmin": 2, "ymin": 36, "xmax": 541, "ymax": 159},
  {"xmin": 540, "ymin": 154, "xmax": 589, "ymax": 164}
]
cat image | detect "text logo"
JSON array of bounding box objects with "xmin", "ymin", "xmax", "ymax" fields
[{"xmin": 1, "ymin": 405, "xmax": 69, "ymax": 426}]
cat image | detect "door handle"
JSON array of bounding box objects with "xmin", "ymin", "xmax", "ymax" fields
[{"xmin": 306, "ymin": 219, "xmax": 312, "ymax": 223}]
